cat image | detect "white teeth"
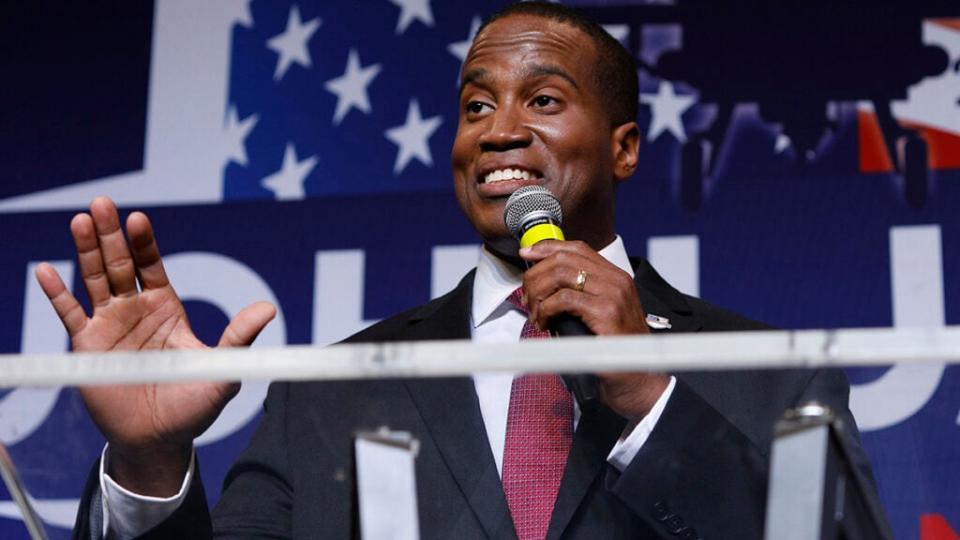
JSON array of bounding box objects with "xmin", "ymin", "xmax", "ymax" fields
[{"xmin": 483, "ymin": 168, "xmax": 537, "ymax": 183}]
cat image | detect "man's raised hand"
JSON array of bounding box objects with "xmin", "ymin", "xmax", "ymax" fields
[{"xmin": 35, "ymin": 196, "xmax": 276, "ymax": 496}]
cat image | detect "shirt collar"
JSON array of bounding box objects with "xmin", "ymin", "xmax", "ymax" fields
[{"xmin": 471, "ymin": 235, "xmax": 634, "ymax": 328}]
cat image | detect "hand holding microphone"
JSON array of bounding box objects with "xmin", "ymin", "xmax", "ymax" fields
[
  {"xmin": 505, "ymin": 186, "xmax": 594, "ymax": 337},
  {"xmin": 503, "ymin": 186, "xmax": 668, "ymax": 420},
  {"xmin": 503, "ymin": 185, "xmax": 649, "ymax": 337}
]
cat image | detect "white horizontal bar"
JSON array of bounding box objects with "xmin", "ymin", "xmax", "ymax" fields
[{"xmin": 0, "ymin": 326, "xmax": 958, "ymax": 388}]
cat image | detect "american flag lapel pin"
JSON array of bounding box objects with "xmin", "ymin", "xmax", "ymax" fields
[{"xmin": 645, "ymin": 313, "xmax": 672, "ymax": 330}]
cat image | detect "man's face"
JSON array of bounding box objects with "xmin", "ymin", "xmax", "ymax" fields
[{"xmin": 451, "ymin": 14, "xmax": 637, "ymax": 259}]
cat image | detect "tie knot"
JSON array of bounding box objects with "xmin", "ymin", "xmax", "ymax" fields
[
  {"xmin": 507, "ymin": 287, "xmax": 528, "ymax": 314},
  {"xmin": 508, "ymin": 287, "xmax": 550, "ymax": 340}
]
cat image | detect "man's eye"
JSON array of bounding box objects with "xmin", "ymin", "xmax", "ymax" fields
[
  {"xmin": 533, "ymin": 95, "xmax": 556, "ymax": 107},
  {"xmin": 467, "ymin": 101, "xmax": 490, "ymax": 114}
]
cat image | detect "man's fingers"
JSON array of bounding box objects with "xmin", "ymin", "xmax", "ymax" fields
[
  {"xmin": 530, "ymin": 284, "xmax": 646, "ymax": 336},
  {"xmin": 35, "ymin": 262, "xmax": 88, "ymax": 336},
  {"xmin": 518, "ymin": 239, "xmax": 592, "ymax": 262},
  {"xmin": 517, "ymin": 239, "xmax": 564, "ymax": 263},
  {"xmin": 90, "ymin": 196, "xmax": 138, "ymax": 298},
  {"xmin": 127, "ymin": 212, "xmax": 171, "ymax": 290},
  {"xmin": 522, "ymin": 251, "xmax": 604, "ymax": 305},
  {"xmin": 70, "ymin": 213, "xmax": 112, "ymax": 307},
  {"xmin": 218, "ymin": 302, "xmax": 277, "ymax": 348},
  {"xmin": 531, "ymin": 288, "xmax": 591, "ymax": 331},
  {"xmin": 533, "ymin": 263, "xmax": 599, "ymax": 297}
]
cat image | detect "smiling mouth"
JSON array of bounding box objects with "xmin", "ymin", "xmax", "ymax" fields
[{"xmin": 479, "ymin": 167, "xmax": 543, "ymax": 184}]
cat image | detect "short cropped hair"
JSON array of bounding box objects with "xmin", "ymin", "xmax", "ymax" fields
[{"xmin": 478, "ymin": 1, "xmax": 639, "ymax": 125}]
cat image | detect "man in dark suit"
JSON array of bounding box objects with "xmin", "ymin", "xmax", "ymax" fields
[{"xmin": 38, "ymin": 2, "xmax": 877, "ymax": 538}]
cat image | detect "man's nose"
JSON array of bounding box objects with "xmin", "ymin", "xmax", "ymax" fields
[{"xmin": 478, "ymin": 106, "xmax": 531, "ymax": 151}]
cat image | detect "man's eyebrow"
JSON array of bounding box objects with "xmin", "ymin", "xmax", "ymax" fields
[
  {"xmin": 458, "ymin": 64, "xmax": 580, "ymax": 96},
  {"xmin": 459, "ymin": 68, "xmax": 489, "ymax": 96},
  {"xmin": 521, "ymin": 63, "xmax": 579, "ymax": 89}
]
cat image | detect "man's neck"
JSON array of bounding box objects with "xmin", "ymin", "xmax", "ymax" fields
[{"xmin": 483, "ymin": 242, "xmax": 526, "ymax": 271}]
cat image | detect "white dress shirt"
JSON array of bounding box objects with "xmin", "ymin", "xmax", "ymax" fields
[{"xmin": 101, "ymin": 235, "xmax": 676, "ymax": 538}]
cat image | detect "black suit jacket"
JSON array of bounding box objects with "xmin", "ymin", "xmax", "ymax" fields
[{"xmin": 74, "ymin": 258, "xmax": 875, "ymax": 539}]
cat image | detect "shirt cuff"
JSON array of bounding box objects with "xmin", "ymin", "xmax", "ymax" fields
[
  {"xmin": 606, "ymin": 376, "xmax": 677, "ymax": 472},
  {"xmin": 99, "ymin": 444, "xmax": 195, "ymax": 539}
]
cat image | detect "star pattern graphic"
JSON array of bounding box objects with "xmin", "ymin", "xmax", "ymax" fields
[
  {"xmin": 388, "ymin": 0, "xmax": 434, "ymax": 35},
  {"xmin": 227, "ymin": 1, "xmax": 466, "ymax": 200},
  {"xmin": 447, "ymin": 16, "xmax": 481, "ymax": 64},
  {"xmin": 267, "ymin": 5, "xmax": 322, "ymax": 81},
  {"xmin": 261, "ymin": 143, "xmax": 318, "ymax": 200},
  {"xmin": 640, "ymin": 81, "xmax": 697, "ymax": 142},
  {"xmin": 384, "ymin": 99, "xmax": 443, "ymax": 174},
  {"xmin": 324, "ymin": 49, "xmax": 383, "ymax": 125},
  {"xmin": 232, "ymin": 0, "xmax": 254, "ymax": 28},
  {"xmin": 602, "ymin": 24, "xmax": 629, "ymax": 45},
  {"xmin": 221, "ymin": 107, "xmax": 259, "ymax": 166}
]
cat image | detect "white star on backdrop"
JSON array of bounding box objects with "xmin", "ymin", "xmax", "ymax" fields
[
  {"xmin": 261, "ymin": 143, "xmax": 317, "ymax": 200},
  {"xmin": 385, "ymin": 100, "xmax": 443, "ymax": 174},
  {"xmin": 221, "ymin": 107, "xmax": 259, "ymax": 166},
  {"xmin": 232, "ymin": 0, "xmax": 254, "ymax": 28},
  {"xmin": 775, "ymin": 134, "xmax": 792, "ymax": 154},
  {"xmin": 640, "ymin": 81, "xmax": 696, "ymax": 142},
  {"xmin": 447, "ymin": 16, "xmax": 481, "ymax": 64},
  {"xmin": 267, "ymin": 5, "xmax": 322, "ymax": 81},
  {"xmin": 602, "ymin": 24, "xmax": 629, "ymax": 46},
  {"xmin": 388, "ymin": 0, "xmax": 434, "ymax": 35},
  {"xmin": 324, "ymin": 49, "xmax": 383, "ymax": 125}
]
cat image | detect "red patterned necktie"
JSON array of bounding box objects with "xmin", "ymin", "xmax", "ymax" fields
[{"xmin": 502, "ymin": 288, "xmax": 574, "ymax": 540}]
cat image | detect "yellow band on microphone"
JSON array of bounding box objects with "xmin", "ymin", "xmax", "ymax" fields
[{"xmin": 519, "ymin": 223, "xmax": 565, "ymax": 248}]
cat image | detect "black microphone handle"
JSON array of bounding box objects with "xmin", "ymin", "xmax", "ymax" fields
[
  {"xmin": 551, "ymin": 315, "xmax": 603, "ymax": 412},
  {"xmin": 551, "ymin": 314, "xmax": 592, "ymax": 336}
]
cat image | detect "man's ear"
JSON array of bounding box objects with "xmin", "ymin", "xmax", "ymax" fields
[{"xmin": 611, "ymin": 121, "xmax": 640, "ymax": 182}]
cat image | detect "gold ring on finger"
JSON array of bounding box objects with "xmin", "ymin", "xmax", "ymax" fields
[{"xmin": 575, "ymin": 269, "xmax": 588, "ymax": 292}]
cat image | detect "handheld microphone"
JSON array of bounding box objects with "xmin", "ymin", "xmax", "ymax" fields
[
  {"xmin": 504, "ymin": 185, "xmax": 601, "ymax": 410},
  {"xmin": 505, "ymin": 186, "xmax": 590, "ymax": 337},
  {"xmin": 504, "ymin": 185, "xmax": 566, "ymax": 249}
]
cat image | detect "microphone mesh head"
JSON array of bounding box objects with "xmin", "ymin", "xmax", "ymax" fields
[{"xmin": 504, "ymin": 185, "xmax": 563, "ymax": 238}]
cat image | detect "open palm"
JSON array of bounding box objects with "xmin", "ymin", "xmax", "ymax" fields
[{"xmin": 36, "ymin": 197, "xmax": 275, "ymax": 493}]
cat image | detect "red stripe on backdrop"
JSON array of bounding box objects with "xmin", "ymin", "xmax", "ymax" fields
[
  {"xmin": 921, "ymin": 514, "xmax": 960, "ymax": 540},
  {"xmin": 857, "ymin": 111, "xmax": 960, "ymax": 173},
  {"xmin": 857, "ymin": 109, "xmax": 894, "ymax": 173},
  {"xmin": 916, "ymin": 125, "xmax": 960, "ymax": 170}
]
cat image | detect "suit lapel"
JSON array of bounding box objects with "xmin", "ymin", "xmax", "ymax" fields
[
  {"xmin": 546, "ymin": 405, "xmax": 626, "ymax": 540},
  {"xmin": 402, "ymin": 272, "xmax": 517, "ymax": 539},
  {"xmin": 406, "ymin": 378, "xmax": 516, "ymax": 539},
  {"xmin": 632, "ymin": 257, "xmax": 704, "ymax": 334}
]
